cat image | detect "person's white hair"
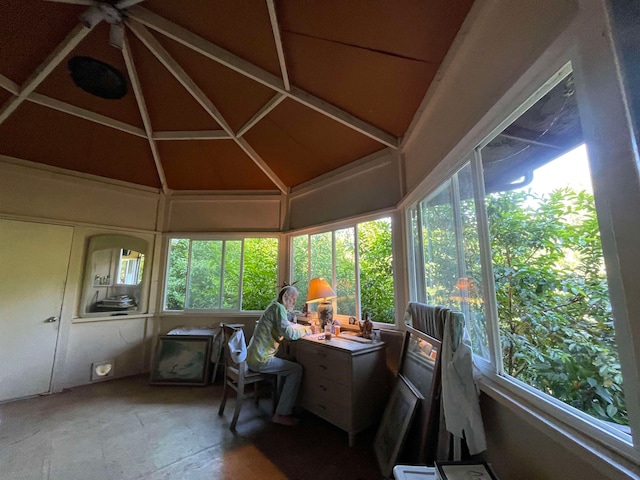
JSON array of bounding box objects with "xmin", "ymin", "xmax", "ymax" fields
[{"xmin": 277, "ymin": 285, "xmax": 298, "ymax": 303}]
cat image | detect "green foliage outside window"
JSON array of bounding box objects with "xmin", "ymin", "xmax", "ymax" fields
[
  {"xmin": 488, "ymin": 188, "xmax": 626, "ymax": 425},
  {"xmin": 164, "ymin": 237, "xmax": 278, "ymax": 311}
]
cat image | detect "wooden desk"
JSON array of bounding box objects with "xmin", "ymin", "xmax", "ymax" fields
[{"xmin": 297, "ymin": 333, "xmax": 389, "ymax": 446}]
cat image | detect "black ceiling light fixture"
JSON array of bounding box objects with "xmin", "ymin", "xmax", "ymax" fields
[{"xmin": 68, "ymin": 56, "xmax": 127, "ymax": 100}]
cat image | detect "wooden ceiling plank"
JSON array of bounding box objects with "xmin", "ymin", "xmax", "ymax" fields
[
  {"xmin": 28, "ymin": 92, "xmax": 147, "ymax": 138},
  {"xmin": 236, "ymin": 137, "xmax": 288, "ymax": 194},
  {"xmin": 127, "ymin": 6, "xmax": 396, "ymax": 148},
  {"xmin": 237, "ymin": 93, "xmax": 285, "ymax": 138},
  {"xmin": 267, "ymin": 0, "xmax": 290, "ymax": 91},
  {"xmin": 122, "ymin": 34, "xmax": 168, "ymax": 194},
  {"xmin": 126, "ymin": 20, "xmax": 235, "ymax": 137},
  {"xmin": 0, "ymin": 75, "xmax": 19, "ymax": 96},
  {"xmin": 0, "ymin": 23, "xmax": 91, "ymax": 125},
  {"xmin": 288, "ymin": 86, "xmax": 398, "ymax": 148},
  {"xmin": 154, "ymin": 130, "xmax": 230, "ymax": 141}
]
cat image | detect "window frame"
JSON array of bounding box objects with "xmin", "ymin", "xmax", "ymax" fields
[
  {"xmin": 161, "ymin": 232, "xmax": 281, "ymax": 313},
  {"xmin": 287, "ymin": 209, "xmax": 400, "ymax": 327},
  {"xmin": 401, "ymin": 46, "xmax": 640, "ymax": 469}
]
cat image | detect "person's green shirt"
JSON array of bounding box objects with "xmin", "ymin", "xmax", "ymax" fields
[{"xmin": 246, "ymin": 300, "xmax": 311, "ymax": 368}]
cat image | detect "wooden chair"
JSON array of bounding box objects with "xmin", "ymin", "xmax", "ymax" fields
[{"xmin": 217, "ymin": 324, "xmax": 278, "ymax": 430}]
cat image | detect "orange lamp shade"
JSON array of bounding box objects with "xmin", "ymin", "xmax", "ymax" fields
[{"xmin": 306, "ymin": 277, "xmax": 336, "ymax": 303}]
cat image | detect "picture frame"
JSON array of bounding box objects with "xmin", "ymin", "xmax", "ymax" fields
[
  {"xmin": 149, "ymin": 335, "xmax": 212, "ymax": 386},
  {"xmin": 374, "ymin": 374, "xmax": 423, "ymax": 479},
  {"xmin": 398, "ymin": 325, "xmax": 443, "ymax": 464},
  {"xmin": 435, "ymin": 461, "xmax": 499, "ymax": 480}
]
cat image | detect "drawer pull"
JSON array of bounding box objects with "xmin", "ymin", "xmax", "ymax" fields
[
  {"xmin": 319, "ymin": 365, "xmax": 327, "ymax": 370},
  {"xmin": 318, "ymin": 385, "xmax": 327, "ymax": 391},
  {"xmin": 315, "ymin": 404, "xmax": 327, "ymax": 410},
  {"xmin": 316, "ymin": 352, "xmax": 327, "ymax": 358}
]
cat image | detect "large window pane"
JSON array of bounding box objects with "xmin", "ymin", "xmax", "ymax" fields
[
  {"xmin": 164, "ymin": 237, "xmax": 278, "ymax": 312},
  {"xmin": 165, "ymin": 238, "xmax": 189, "ymax": 310},
  {"xmin": 242, "ymin": 237, "xmax": 279, "ymax": 310},
  {"xmin": 188, "ymin": 240, "xmax": 222, "ymax": 309},
  {"xmin": 292, "ymin": 235, "xmax": 309, "ymax": 311},
  {"xmin": 421, "ymin": 183, "xmax": 458, "ymax": 305},
  {"xmin": 455, "ymin": 165, "xmax": 489, "ymax": 359},
  {"xmin": 222, "ymin": 240, "xmax": 241, "ymax": 309},
  {"xmin": 335, "ymin": 228, "xmax": 356, "ymax": 317},
  {"xmin": 481, "ymin": 71, "xmax": 625, "ymax": 426},
  {"xmin": 359, "ymin": 218, "xmax": 394, "ymax": 324},
  {"xmin": 310, "ymin": 232, "xmax": 332, "ymax": 280},
  {"xmin": 290, "ymin": 217, "xmax": 395, "ymax": 323}
]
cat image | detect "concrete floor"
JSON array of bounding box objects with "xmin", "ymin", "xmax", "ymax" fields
[{"xmin": 0, "ymin": 375, "xmax": 383, "ymax": 480}]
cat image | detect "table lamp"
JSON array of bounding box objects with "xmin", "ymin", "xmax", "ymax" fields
[{"xmin": 306, "ymin": 277, "xmax": 336, "ymax": 329}]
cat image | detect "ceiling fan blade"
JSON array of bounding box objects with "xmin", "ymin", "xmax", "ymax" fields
[
  {"xmin": 109, "ymin": 23, "xmax": 125, "ymax": 50},
  {"xmin": 115, "ymin": 0, "xmax": 145, "ymax": 9},
  {"xmin": 44, "ymin": 0, "xmax": 95, "ymax": 5}
]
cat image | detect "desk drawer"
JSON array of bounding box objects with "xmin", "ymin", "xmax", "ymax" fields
[
  {"xmin": 298, "ymin": 344, "xmax": 351, "ymax": 386},
  {"xmin": 303, "ymin": 395, "xmax": 350, "ymax": 431},
  {"xmin": 302, "ymin": 372, "xmax": 351, "ymax": 407}
]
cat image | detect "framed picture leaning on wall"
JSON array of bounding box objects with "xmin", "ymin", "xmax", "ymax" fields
[{"xmin": 149, "ymin": 335, "xmax": 212, "ymax": 386}]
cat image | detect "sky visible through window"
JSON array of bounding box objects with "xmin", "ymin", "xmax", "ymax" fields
[{"xmin": 521, "ymin": 144, "xmax": 591, "ymax": 196}]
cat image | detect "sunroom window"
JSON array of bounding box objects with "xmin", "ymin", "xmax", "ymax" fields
[
  {"xmin": 291, "ymin": 217, "xmax": 395, "ymax": 324},
  {"xmin": 480, "ymin": 70, "xmax": 625, "ymax": 428},
  {"xmin": 407, "ymin": 66, "xmax": 627, "ymax": 434},
  {"xmin": 163, "ymin": 236, "xmax": 279, "ymax": 311}
]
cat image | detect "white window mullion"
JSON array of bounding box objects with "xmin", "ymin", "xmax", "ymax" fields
[
  {"xmin": 184, "ymin": 240, "xmax": 193, "ymax": 309},
  {"xmin": 239, "ymin": 240, "xmax": 245, "ymax": 309},
  {"xmin": 354, "ymin": 226, "xmax": 362, "ymax": 320},
  {"xmin": 218, "ymin": 240, "xmax": 226, "ymax": 309}
]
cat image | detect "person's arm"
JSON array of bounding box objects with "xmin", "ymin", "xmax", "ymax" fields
[{"xmin": 275, "ymin": 303, "xmax": 315, "ymax": 340}]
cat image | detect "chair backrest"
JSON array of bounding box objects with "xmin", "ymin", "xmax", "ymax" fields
[{"xmin": 220, "ymin": 324, "xmax": 247, "ymax": 375}]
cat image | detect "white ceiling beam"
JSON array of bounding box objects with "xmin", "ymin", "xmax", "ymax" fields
[
  {"xmin": 127, "ymin": 6, "xmax": 398, "ymax": 149},
  {"xmin": 288, "ymin": 86, "xmax": 398, "ymax": 148},
  {"xmin": 154, "ymin": 130, "xmax": 230, "ymax": 141},
  {"xmin": 28, "ymin": 92, "xmax": 147, "ymax": 138},
  {"xmin": 236, "ymin": 93, "xmax": 285, "ymax": 138},
  {"xmin": 0, "ymin": 75, "xmax": 19, "ymax": 95},
  {"xmin": 126, "ymin": 20, "xmax": 235, "ymax": 137},
  {"xmin": 236, "ymin": 138, "xmax": 288, "ymax": 194},
  {"xmin": 127, "ymin": 19, "xmax": 289, "ymax": 194},
  {"xmin": 266, "ymin": 0, "xmax": 290, "ymax": 91},
  {"xmin": 0, "ymin": 23, "xmax": 91, "ymax": 125},
  {"xmin": 122, "ymin": 35, "xmax": 169, "ymax": 194}
]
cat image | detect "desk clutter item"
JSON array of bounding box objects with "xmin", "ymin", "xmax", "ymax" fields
[
  {"xmin": 434, "ymin": 461, "xmax": 499, "ymax": 480},
  {"xmin": 393, "ymin": 465, "xmax": 437, "ymax": 479},
  {"xmin": 92, "ymin": 294, "xmax": 136, "ymax": 312}
]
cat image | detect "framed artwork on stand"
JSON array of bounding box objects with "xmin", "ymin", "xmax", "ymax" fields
[
  {"xmin": 374, "ymin": 374, "xmax": 423, "ymax": 479},
  {"xmin": 149, "ymin": 335, "xmax": 212, "ymax": 386}
]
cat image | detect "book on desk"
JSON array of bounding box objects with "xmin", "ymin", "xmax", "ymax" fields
[{"xmin": 434, "ymin": 461, "xmax": 499, "ymax": 480}]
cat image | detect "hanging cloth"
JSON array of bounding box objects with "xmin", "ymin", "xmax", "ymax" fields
[{"xmin": 440, "ymin": 311, "xmax": 487, "ymax": 455}]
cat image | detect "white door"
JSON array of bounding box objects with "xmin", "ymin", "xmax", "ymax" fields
[{"xmin": 0, "ymin": 219, "xmax": 73, "ymax": 402}]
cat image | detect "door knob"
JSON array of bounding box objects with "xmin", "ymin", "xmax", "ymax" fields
[{"xmin": 44, "ymin": 316, "xmax": 58, "ymax": 323}]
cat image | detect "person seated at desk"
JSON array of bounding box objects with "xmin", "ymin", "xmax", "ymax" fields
[{"xmin": 246, "ymin": 285, "xmax": 318, "ymax": 426}]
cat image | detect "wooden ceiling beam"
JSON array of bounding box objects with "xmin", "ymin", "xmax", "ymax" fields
[
  {"xmin": 154, "ymin": 130, "xmax": 230, "ymax": 141},
  {"xmin": 127, "ymin": 6, "xmax": 398, "ymax": 149},
  {"xmin": 0, "ymin": 23, "xmax": 91, "ymax": 125},
  {"xmin": 267, "ymin": 0, "xmax": 290, "ymax": 91},
  {"xmin": 122, "ymin": 34, "xmax": 169, "ymax": 194},
  {"xmin": 28, "ymin": 93, "xmax": 147, "ymax": 138},
  {"xmin": 237, "ymin": 93, "xmax": 286, "ymax": 138}
]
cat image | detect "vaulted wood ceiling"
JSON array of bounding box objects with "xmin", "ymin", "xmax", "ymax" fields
[{"xmin": 0, "ymin": 0, "xmax": 474, "ymax": 193}]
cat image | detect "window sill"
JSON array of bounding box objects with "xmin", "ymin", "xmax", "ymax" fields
[
  {"xmin": 72, "ymin": 313, "xmax": 153, "ymax": 323},
  {"xmin": 478, "ymin": 372, "xmax": 639, "ymax": 478}
]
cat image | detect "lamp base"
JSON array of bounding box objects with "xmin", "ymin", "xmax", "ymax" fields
[{"xmin": 318, "ymin": 301, "xmax": 333, "ymax": 330}]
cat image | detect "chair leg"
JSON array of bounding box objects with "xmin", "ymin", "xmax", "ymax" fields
[
  {"xmin": 230, "ymin": 379, "xmax": 245, "ymax": 431},
  {"xmin": 218, "ymin": 377, "xmax": 228, "ymax": 416}
]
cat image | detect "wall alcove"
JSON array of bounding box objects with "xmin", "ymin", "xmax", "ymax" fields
[{"xmin": 80, "ymin": 234, "xmax": 151, "ymax": 318}]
